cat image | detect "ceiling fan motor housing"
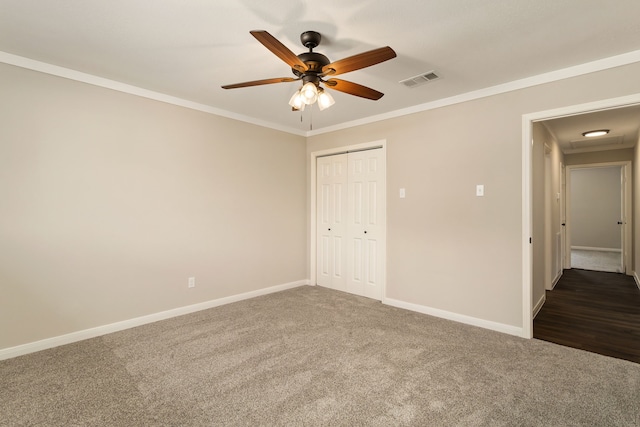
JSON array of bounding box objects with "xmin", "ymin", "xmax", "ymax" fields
[
  {"xmin": 292, "ymin": 31, "xmax": 330, "ymax": 85},
  {"xmin": 294, "ymin": 52, "xmax": 330, "ymax": 77}
]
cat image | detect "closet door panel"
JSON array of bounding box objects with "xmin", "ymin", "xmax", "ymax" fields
[
  {"xmin": 316, "ymin": 154, "xmax": 348, "ymax": 291},
  {"xmin": 347, "ymin": 149, "xmax": 385, "ymax": 300}
]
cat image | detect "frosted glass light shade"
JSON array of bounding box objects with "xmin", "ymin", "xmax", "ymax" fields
[
  {"xmin": 288, "ymin": 91, "xmax": 305, "ymax": 111},
  {"xmin": 317, "ymin": 89, "xmax": 335, "ymax": 111},
  {"xmin": 301, "ymin": 82, "xmax": 318, "ymax": 105}
]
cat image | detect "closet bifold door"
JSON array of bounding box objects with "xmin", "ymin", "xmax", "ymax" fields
[
  {"xmin": 346, "ymin": 149, "xmax": 385, "ymax": 300},
  {"xmin": 316, "ymin": 154, "xmax": 348, "ymax": 292},
  {"xmin": 316, "ymin": 148, "xmax": 385, "ymax": 300}
]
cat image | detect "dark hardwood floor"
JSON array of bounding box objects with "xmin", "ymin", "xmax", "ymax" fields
[{"xmin": 533, "ymin": 268, "xmax": 640, "ymax": 363}]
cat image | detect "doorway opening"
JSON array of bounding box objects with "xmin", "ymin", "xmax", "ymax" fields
[
  {"xmin": 566, "ymin": 164, "xmax": 629, "ymax": 273},
  {"xmin": 522, "ymin": 94, "xmax": 640, "ymax": 339}
]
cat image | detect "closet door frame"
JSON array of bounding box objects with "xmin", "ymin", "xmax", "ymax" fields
[{"xmin": 310, "ymin": 139, "xmax": 387, "ymax": 301}]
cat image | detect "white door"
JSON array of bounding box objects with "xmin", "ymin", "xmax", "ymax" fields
[
  {"xmin": 316, "ymin": 148, "xmax": 386, "ymax": 300},
  {"xmin": 346, "ymin": 149, "xmax": 385, "ymax": 300},
  {"xmin": 316, "ymin": 154, "xmax": 348, "ymax": 291}
]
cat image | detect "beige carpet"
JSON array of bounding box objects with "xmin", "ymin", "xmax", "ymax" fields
[{"xmin": 1, "ymin": 286, "xmax": 639, "ymax": 426}]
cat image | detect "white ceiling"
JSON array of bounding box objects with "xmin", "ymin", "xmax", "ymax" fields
[{"xmin": 2, "ymin": 0, "xmax": 640, "ymax": 135}]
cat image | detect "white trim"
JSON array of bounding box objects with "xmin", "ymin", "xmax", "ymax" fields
[
  {"xmin": 571, "ymin": 246, "xmax": 622, "ymax": 253},
  {"xmin": 309, "ymin": 154, "xmax": 318, "ymax": 287},
  {"xmin": 522, "ymin": 114, "xmax": 533, "ymax": 338},
  {"xmin": 309, "ymin": 140, "xmax": 387, "ymax": 300},
  {"xmin": 385, "ymin": 298, "xmax": 523, "ymax": 337},
  {"xmin": 533, "ymin": 293, "xmax": 546, "ymax": 319},
  {"xmin": 551, "ymin": 270, "xmax": 562, "ymax": 290},
  {"xmin": 0, "ymin": 51, "xmax": 307, "ymax": 137},
  {"xmin": 634, "ymin": 271, "xmax": 640, "ymax": 291},
  {"xmin": 522, "ymin": 93, "xmax": 640, "ymax": 340},
  {"xmin": 522, "ymin": 95, "xmax": 640, "ymax": 123},
  {"xmin": 0, "ymin": 280, "xmax": 308, "ymax": 361},
  {"xmin": 3, "ymin": 49, "xmax": 640, "ymax": 138}
]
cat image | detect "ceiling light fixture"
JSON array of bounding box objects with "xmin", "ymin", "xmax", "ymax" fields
[
  {"xmin": 289, "ymin": 81, "xmax": 335, "ymax": 111},
  {"xmin": 300, "ymin": 82, "xmax": 318, "ymax": 104},
  {"xmin": 288, "ymin": 90, "xmax": 306, "ymax": 111},
  {"xmin": 317, "ymin": 88, "xmax": 335, "ymax": 111},
  {"xmin": 582, "ymin": 129, "xmax": 610, "ymax": 137},
  {"xmin": 223, "ymin": 30, "xmax": 396, "ymax": 115}
]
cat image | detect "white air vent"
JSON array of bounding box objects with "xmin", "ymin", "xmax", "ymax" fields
[{"xmin": 399, "ymin": 71, "xmax": 440, "ymax": 88}]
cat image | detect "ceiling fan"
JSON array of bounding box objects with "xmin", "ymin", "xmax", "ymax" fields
[{"xmin": 221, "ymin": 30, "xmax": 396, "ymax": 110}]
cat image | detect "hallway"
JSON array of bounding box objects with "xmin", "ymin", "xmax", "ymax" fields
[{"xmin": 533, "ymin": 268, "xmax": 640, "ymax": 363}]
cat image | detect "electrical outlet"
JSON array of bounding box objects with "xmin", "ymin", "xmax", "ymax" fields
[{"xmin": 188, "ymin": 277, "xmax": 195, "ymax": 288}]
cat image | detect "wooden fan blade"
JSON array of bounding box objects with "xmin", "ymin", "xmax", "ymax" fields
[
  {"xmin": 221, "ymin": 77, "xmax": 298, "ymax": 89},
  {"xmin": 250, "ymin": 30, "xmax": 308, "ymax": 72},
  {"xmin": 324, "ymin": 78, "xmax": 384, "ymax": 100},
  {"xmin": 322, "ymin": 46, "xmax": 396, "ymax": 76}
]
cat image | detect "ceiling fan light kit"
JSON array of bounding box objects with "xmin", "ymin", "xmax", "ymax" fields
[
  {"xmin": 301, "ymin": 81, "xmax": 319, "ymax": 104},
  {"xmin": 289, "ymin": 83, "xmax": 335, "ymax": 111},
  {"xmin": 317, "ymin": 88, "xmax": 335, "ymax": 111},
  {"xmin": 288, "ymin": 91, "xmax": 306, "ymax": 111},
  {"xmin": 222, "ymin": 30, "xmax": 396, "ymax": 112}
]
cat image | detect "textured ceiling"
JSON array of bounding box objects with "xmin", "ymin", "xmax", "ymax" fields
[{"xmin": 2, "ymin": 0, "xmax": 640, "ymax": 135}]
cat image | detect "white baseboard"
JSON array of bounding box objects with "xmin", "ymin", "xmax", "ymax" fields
[
  {"xmin": 634, "ymin": 271, "xmax": 640, "ymax": 291},
  {"xmin": 551, "ymin": 270, "xmax": 562, "ymax": 289},
  {"xmin": 533, "ymin": 293, "xmax": 546, "ymax": 319},
  {"xmin": 571, "ymin": 246, "xmax": 621, "ymax": 253},
  {"xmin": 0, "ymin": 279, "xmax": 309, "ymax": 361},
  {"xmin": 383, "ymin": 298, "xmax": 523, "ymax": 337}
]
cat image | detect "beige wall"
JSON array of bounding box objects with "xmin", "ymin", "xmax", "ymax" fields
[
  {"xmin": 635, "ymin": 139, "xmax": 640, "ymax": 285},
  {"xmin": 549, "ymin": 130, "xmax": 565, "ymax": 281},
  {"xmin": 3, "ymin": 58, "xmax": 640, "ymax": 352},
  {"xmin": 0, "ymin": 63, "xmax": 307, "ymax": 350},
  {"xmin": 307, "ymin": 62, "xmax": 640, "ymax": 329},
  {"xmin": 531, "ymin": 123, "xmax": 546, "ymax": 305}
]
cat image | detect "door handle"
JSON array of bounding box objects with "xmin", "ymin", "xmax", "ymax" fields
[
  {"xmin": 561, "ymin": 223, "xmax": 566, "ymax": 226},
  {"xmin": 617, "ymin": 221, "xmax": 623, "ymax": 225}
]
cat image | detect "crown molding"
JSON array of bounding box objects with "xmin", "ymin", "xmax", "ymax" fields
[
  {"xmin": 307, "ymin": 49, "xmax": 640, "ymax": 136},
  {"xmin": 0, "ymin": 51, "xmax": 307, "ymax": 137},
  {"xmin": 3, "ymin": 48, "xmax": 640, "ymax": 138}
]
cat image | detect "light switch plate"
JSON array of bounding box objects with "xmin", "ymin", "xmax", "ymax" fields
[
  {"xmin": 476, "ymin": 185, "xmax": 484, "ymax": 196},
  {"xmin": 399, "ymin": 188, "xmax": 406, "ymax": 198}
]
